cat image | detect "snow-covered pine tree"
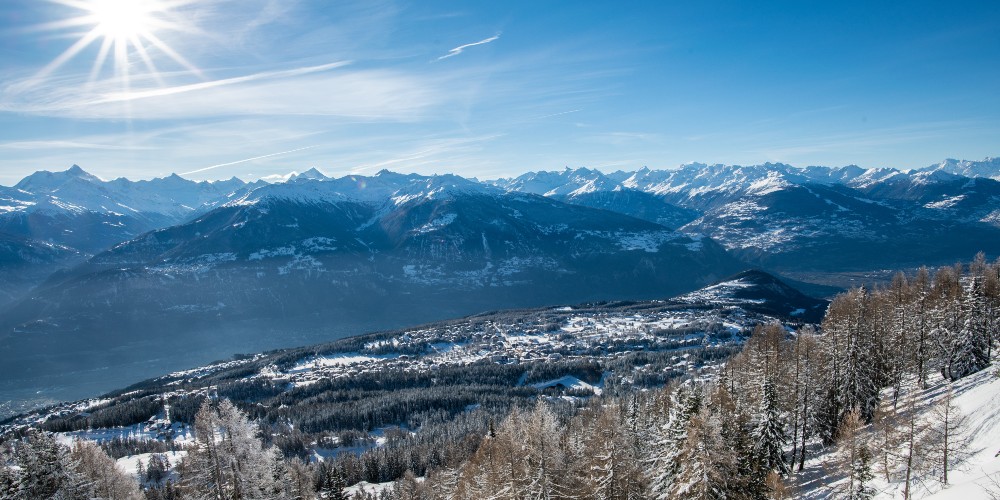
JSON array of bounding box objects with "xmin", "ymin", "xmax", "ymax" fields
[
  {"xmin": 791, "ymin": 329, "xmax": 820, "ymax": 471},
  {"xmin": 646, "ymin": 384, "xmax": 701, "ymax": 499},
  {"xmin": 947, "ymin": 276, "xmax": 991, "ymax": 380},
  {"xmin": 841, "ymin": 287, "xmax": 881, "ymax": 422},
  {"xmin": 321, "ymin": 464, "xmax": 349, "ymax": 500},
  {"xmin": 933, "ymin": 266, "xmax": 965, "ymax": 381},
  {"xmin": 853, "ymin": 445, "xmax": 876, "ymax": 500},
  {"xmin": 6, "ymin": 430, "xmax": 86, "ymax": 499},
  {"xmin": 752, "ymin": 379, "xmax": 788, "ymax": 478},
  {"xmin": 912, "ymin": 267, "xmax": 934, "ymax": 389},
  {"xmin": 705, "ymin": 381, "xmax": 761, "ymax": 498},
  {"xmin": 283, "ymin": 457, "xmax": 314, "ymax": 500},
  {"xmin": 835, "ymin": 409, "xmax": 866, "ymax": 499},
  {"xmin": 0, "ymin": 454, "xmax": 16, "ymax": 497}
]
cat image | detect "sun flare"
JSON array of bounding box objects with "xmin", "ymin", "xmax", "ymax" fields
[{"xmin": 34, "ymin": 0, "xmax": 201, "ymax": 92}]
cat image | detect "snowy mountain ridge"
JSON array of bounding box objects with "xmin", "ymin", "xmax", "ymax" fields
[{"xmin": 4, "ymin": 156, "xmax": 997, "ymax": 229}]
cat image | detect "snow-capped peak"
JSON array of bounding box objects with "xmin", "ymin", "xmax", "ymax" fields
[
  {"xmin": 14, "ymin": 164, "xmax": 103, "ymax": 192},
  {"xmin": 289, "ymin": 167, "xmax": 329, "ymax": 182},
  {"xmin": 228, "ymin": 171, "xmax": 496, "ymax": 207},
  {"xmin": 922, "ymin": 156, "xmax": 1000, "ymax": 180}
]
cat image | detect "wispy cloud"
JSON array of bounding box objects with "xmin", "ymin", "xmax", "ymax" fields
[
  {"xmin": 181, "ymin": 145, "xmax": 319, "ymax": 175},
  {"xmin": 437, "ymin": 33, "xmax": 501, "ymax": 60},
  {"xmin": 1, "ymin": 62, "xmax": 444, "ymax": 121},
  {"xmin": 0, "ymin": 139, "xmax": 152, "ymax": 151},
  {"xmin": 97, "ymin": 61, "xmax": 352, "ymax": 104}
]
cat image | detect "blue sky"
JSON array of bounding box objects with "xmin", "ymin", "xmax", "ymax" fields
[{"xmin": 0, "ymin": 0, "xmax": 997, "ymax": 183}]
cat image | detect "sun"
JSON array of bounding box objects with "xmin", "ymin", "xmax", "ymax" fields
[
  {"xmin": 33, "ymin": 0, "xmax": 202, "ymax": 91},
  {"xmin": 89, "ymin": 0, "xmax": 158, "ymax": 41}
]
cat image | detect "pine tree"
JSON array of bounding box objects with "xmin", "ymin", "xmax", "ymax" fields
[
  {"xmin": 284, "ymin": 457, "xmax": 314, "ymax": 500},
  {"xmin": 752, "ymin": 380, "xmax": 788, "ymax": 478},
  {"xmin": 8, "ymin": 430, "xmax": 86, "ymax": 499},
  {"xmin": 647, "ymin": 384, "xmax": 701, "ymax": 498},
  {"xmin": 853, "ymin": 445, "xmax": 875, "ymax": 500},
  {"xmin": 947, "ymin": 277, "xmax": 991, "ymax": 380},
  {"xmin": 521, "ymin": 401, "xmax": 570, "ymax": 499},
  {"xmin": 322, "ymin": 464, "xmax": 349, "ymax": 500},
  {"xmin": 912, "ymin": 267, "xmax": 934, "ymax": 389},
  {"xmin": 579, "ymin": 403, "xmax": 644, "ymax": 499}
]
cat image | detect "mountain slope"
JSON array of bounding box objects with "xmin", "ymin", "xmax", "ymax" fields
[
  {"xmin": 552, "ymin": 189, "xmax": 700, "ymax": 229},
  {"xmin": 681, "ymin": 182, "xmax": 1000, "ymax": 271},
  {"xmin": 677, "ymin": 269, "xmax": 828, "ymax": 322},
  {"xmin": 0, "ymin": 268, "xmax": 821, "ymax": 424}
]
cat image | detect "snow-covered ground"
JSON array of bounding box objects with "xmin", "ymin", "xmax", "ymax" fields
[
  {"xmin": 794, "ymin": 365, "xmax": 1000, "ymax": 499},
  {"xmin": 116, "ymin": 450, "xmax": 187, "ymax": 481},
  {"xmin": 921, "ymin": 368, "xmax": 1000, "ymax": 499}
]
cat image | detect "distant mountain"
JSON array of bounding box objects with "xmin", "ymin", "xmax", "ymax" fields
[
  {"xmin": 10, "ymin": 181, "xmax": 739, "ymax": 330},
  {"xmin": 494, "ymin": 158, "xmax": 1000, "ymax": 270},
  {"xmin": 0, "ymin": 165, "xmax": 252, "ymax": 254},
  {"xmin": 921, "ymin": 157, "xmax": 1000, "ymax": 180},
  {"xmin": 489, "ymin": 168, "xmax": 701, "ymax": 228},
  {"xmin": 0, "ymin": 165, "xmax": 255, "ymax": 307},
  {"xmin": 0, "ymin": 233, "xmax": 80, "ymax": 308},
  {"xmin": 682, "ymin": 181, "xmax": 1000, "ymax": 271}
]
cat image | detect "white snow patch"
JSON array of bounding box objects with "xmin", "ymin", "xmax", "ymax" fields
[
  {"xmin": 532, "ymin": 375, "xmax": 602, "ymax": 395},
  {"xmin": 248, "ymin": 246, "xmax": 296, "ymax": 260},
  {"xmin": 288, "ymin": 353, "xmax": 400, "ymax": 373},
  {"xmin": 413, "ymin": 213, "xmax": 457, "ymax": 234},
  {"xmin": 925, "ymin": 195, "xmax": 966, "ymax": 209},
  {"xmin": 116, "ymin": 450, "xmax": 186, "ymax": 479}
]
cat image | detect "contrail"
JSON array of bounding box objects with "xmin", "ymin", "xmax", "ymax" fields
[
  {"xmin": 531, "ymin": 109, "xmax": 581, "ymax": 120},
  {"xmin": 181, "ymin": 145, "xmax": 318, "ymax": 175},
  {"xmin": 437, "ymin": 33, "xmax": 501, "ymax": 60}
]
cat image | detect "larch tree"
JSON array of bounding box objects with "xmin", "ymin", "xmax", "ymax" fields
[
  {"xmin": 179, "ymin": 398, "xmax": 283, "ymax": 500},
  {"xmin": 69, "ymin": 439, "xmax": 144, "ymax": 500},
  {"xmin": 927, "ymin": 384, "xmax": 971, "ymax": 485}
]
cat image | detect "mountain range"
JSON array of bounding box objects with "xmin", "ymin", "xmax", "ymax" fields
[{"xmin": 0, "ymin": 156, "xmax": 997, "ymax": 413}]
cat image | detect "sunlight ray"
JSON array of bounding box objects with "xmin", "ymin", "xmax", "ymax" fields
[
  {"xmin": 140, "ymin": 31, "xmax": 204, "ymax": 78},
  {"xmin": 29, "ymin": 16, "xmax": 98, "ymax": 32},
  {"xmin": 86, "ymin": 36, "xmax": 113, "ymax": 87},
  {"xmin": 34, "ymin": 27, "xmax": 102, "ymax": 80},
  {"xmin": 130, "ymin": 34, "xmax": 166, "ymax": 86}
]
